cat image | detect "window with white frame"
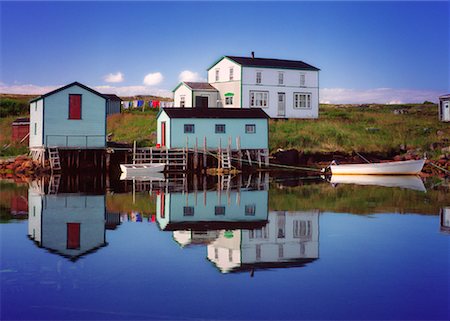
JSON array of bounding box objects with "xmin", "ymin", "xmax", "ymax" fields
[
  {"xmin": 215, "ymin": 69, "xmax": 220, "ymax": 81},
  {"xmin": 294, "ymin": 93, "xmax": 312, "ymax": 109},
  {"xmin": 184, "ymin": 124, "xmax": 195, "ymax": 133},
  {"xmin": 278, "ymin": 72, "xmax": 284, "ymax": 85},
  {"xmin": 293, "ymin": 220, "xmax": 312, "ymax": 238},
  {"xmin": 250, "ymin": 91, "xmax": 268, "ymax": 107},
  {"xmin": 229, "ymin": 67, "xmax": 234, "ymax": 80},
  {"xmin": 225, "ymin": 96, "xmax": 233, "ymax": 105},
  {"xmin": 215, "ymin": 124, "xmax": 226, "ymax": 134},
  {"xmin": 256, "ymin": 71, "xmax": 262, "ymax": 84},
  {"xmin": 245, "ymin": 124, "xmax": 256, "ymax": 134},
  {"xmin": 180, "ymin": 95, "xmax": 185, "ymax": 108},
  {"xmin": 300, "ymin": 73, "xmax": 306, "ymax": 86}
]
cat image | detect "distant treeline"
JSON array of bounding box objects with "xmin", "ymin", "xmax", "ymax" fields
[{"xmin": 0, "ymin": 98, "xmax": 29, "ymax": 117}]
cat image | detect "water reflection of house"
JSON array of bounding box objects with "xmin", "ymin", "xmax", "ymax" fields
[
  {"xmin": 440, "ymin": 207, "xmax": 450, "ymax": 233},
  {"xmin": 207, "ymin": 211, "xmax": 320, "ymax": 273},
  {"xmin": 173, "ymin": 230, "xmax": 220, "ymax": 247},
  {"xmin": 156, "ymin": 189, "xmax": 268, "ymax": 231},
  {"xmin": 28, "ymin": 188, "xmax": 107, "ymax": 261}
]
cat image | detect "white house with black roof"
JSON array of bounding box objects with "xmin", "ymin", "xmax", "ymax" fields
[{"xmin": 173, "ymin": 53, "xmax": 320, "ymax": 119}]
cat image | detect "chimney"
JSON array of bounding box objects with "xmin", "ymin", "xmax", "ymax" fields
[{"xmin": 251, "ymin": 51, "xmax": 255, "ymax": 59}]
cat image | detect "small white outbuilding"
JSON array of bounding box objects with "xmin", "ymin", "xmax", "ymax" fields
[{"xmin": 438, "ymin": 94, "xmax": 450, "ymax": 122}]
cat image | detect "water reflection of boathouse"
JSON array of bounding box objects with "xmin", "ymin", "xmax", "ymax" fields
[
  {"xmin": 27, "ymin": 179, "xmax": 108, "ymax": 261},
  {"xmin": 207, "ymin": 211, "xmax": 320, "ymax": 273},
  {"xmin": 156, "ymin": 189, "xmax": 269, "ymax": 231}
]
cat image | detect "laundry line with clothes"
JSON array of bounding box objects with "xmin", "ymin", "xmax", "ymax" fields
[{"xmin": 121, "ymin": 99, "xmax": 174, "ymax": 109}]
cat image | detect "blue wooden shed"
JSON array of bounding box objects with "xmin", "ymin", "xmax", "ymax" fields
[
  {"xmin": 156, "ymin": 108, "xmax": 269, "ymax": 150},
  {"xmin": 29, "ymin": 82, "xmax": 107, "ymax": 150}
]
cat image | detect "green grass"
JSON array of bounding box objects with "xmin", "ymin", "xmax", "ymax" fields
[
  {"xmin": 270, "ymin": 104, "xmax": 448, "ymax": 155},
  {"xmin": 107, "ymin": 109, "xmax": 159, "ymax": 147},
  {"xmin": 269, "ymin": 181, "xmax": 447, "ymax": 215}
]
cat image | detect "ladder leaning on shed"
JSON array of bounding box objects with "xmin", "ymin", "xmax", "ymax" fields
[{"xmin": 47, "ymin": 147, "xmax": 61, "ymax": 171}]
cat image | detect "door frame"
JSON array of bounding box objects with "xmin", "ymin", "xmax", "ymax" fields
[{"xmin": 161, "ymin": 121, "xmax": 166, "ymax": 147}]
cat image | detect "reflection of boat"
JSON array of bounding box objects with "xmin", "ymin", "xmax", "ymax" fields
[
  {"xmin": 327, "ymin": 159, "xmax": 425, "ymax": 175},
  {"xmin": 120, "ymin": 163, "xmax": 166, "ymax": 175},
  {"xmin": 119, "ymin": 171, "xmax": 165, "ymax": 181},
  {"xmin": 328, "ymin": 175, "xmax": 426, "ymax": 192}
]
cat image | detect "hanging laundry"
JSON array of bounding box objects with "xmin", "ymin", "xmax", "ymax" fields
[
  {"xmin": 137, "ymin": 100, "xmax": 144, "ymax": 107},
  {"xmin": 132, "ymin": 100, "xmax": 138, "ymax": 108},
  {"xmin": 147, "ymin": 100, "xmax": 153, "ymax": 107}
]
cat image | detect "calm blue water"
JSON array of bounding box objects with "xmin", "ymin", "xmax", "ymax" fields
[{"xmin": 1, "ymin": 175, "xmax": 449, "ymax": 320}]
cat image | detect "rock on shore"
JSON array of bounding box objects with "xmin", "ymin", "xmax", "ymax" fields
[{"xmin": 0, "ymin": 155, "xmax": 49, "ymax": 178}]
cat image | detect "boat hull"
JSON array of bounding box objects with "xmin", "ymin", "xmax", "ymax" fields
[
  {"xmin": 329, "ymin": 159, "xmax": 425, "ymax": 175},
  {"xmin": 120, "ymin": 163, "xmax": 166, "ymax": 175},
  {"xmin": 329, "ymin": 175, "xmax": 426, "ymax": 192}
]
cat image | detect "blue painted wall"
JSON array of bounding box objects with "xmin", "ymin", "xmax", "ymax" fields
[
  {"xmin": 157, "ymin": 110, "xmax": 268, "ymax": 149},
  {"xmin": 43, "ymin": 84, "xmax": 106, "ymax": 147}
]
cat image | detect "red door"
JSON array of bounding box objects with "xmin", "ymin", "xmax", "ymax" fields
[
  {"xmin": 161, "ymin": 121, "xmax": 166, "ymax": 147},
  {"xmin": 69, "ymin": 94, "xmax": 82, "ymax": 119},
  {"xmin": 67, "ymin": 223, "xmax": 81, "ymax": 249}
]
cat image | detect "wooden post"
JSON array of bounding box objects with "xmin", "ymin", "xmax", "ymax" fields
[
  {"xmin": 246, "ymin": 150, "xmax": 252, "ymax": 166},
  {"xmin": 133, "ymin": 141, "xmax": 136, "ymax": 165},
  {"xmin": 194, "ymin": 137, "xmax": 198, "ymax": 170},
  {"xmin": 236, "ymin": 136, "xmax": 242, "ymax": 169},
  {"xmin": 203, "ymin": 136, "xmax": 207, "ymax": 169},
  {"xmin": 257, "ymin": 149, "xmax": 262, "ymax": 168},
  {"xmin": 218, "ymin": 138, "xmax": 222, "ymax": 170}
]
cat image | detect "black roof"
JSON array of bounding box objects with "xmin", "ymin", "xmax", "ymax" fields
[
  {"xmin": 29, "ymin": 82, "xmax": 107, "ymax": 103},
  {"xmin": 161, "ymin": 220, "xmax": 269, "ymax": 231},
  {"xmin": 226, "ymin": 56, "xmax": 320, "ymax": 71},
  {"xmin": 103, "ymin": 94, "xmax": 122, "ymax": 101},
  {"xmin": 161, "ymin": 108, "xmax": 269, "ymax": 119},
  {"xmin": 184, "ymin": 82, "xmax": 217, "ymax": 91}
]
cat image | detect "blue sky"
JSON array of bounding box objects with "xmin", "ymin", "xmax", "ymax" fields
[{"xmin": 1, "ymin": 1, "xmax": 448, "ymax": 103}]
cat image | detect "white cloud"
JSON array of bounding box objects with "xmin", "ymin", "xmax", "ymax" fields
[
  {"xmin": 103, "ymin": 72, "xmax": 124, "ymax": 83},
  {"xmin": 178, "ymin": 70, "xmax": 205, "ymax": 82},
  {"xmin": 320, "ymin": 88, "xmax": 442, "ymax": 104},
  {"xmin": 0, "ymin": 82, "xmax": 172, "ymax": 98},
  {"xmin": 143, "ymin": 72, "xmax": 163, "ymax": 86},
  {"xmin": 0, "ymin": 83, "xmax": 59, "ymax": 95}
]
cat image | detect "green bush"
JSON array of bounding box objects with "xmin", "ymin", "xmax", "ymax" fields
[{"xmin": 0, "ymin": 98, "xmax": 29, "ymax": 117}]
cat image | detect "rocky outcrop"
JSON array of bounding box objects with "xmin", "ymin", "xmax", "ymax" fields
[{"xmin": 0, "ymin": 155, "xmax": 49, "ymax": 179}]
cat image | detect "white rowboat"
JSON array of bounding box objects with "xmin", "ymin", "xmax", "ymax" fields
[
  {"xmin": 119, "ymin": 172, "xmax": 166, "ymax": 181},
  {"xmin": 328, "ymin": 159, "xmax": 425, "ymax": 175},
  {"xmin": 120, "ymin": 163, "xmax": 166, "ymax": 175},
  {"xmin": 328, "ymin": 175, "xmax": 426, "ymax": 192}
]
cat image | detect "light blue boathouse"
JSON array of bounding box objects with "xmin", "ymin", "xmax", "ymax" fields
[
  {"xmin": 156, "ymin": 108, "xmax": 269, "ymax": 150},
  {"xmin": 29, "ymin": 82, "xmax": 107, "ymax": 150}
]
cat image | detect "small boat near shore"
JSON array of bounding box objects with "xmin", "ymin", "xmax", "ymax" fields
[
  {"xmin": 119, "ymin": 171, "xmax": 166, "ymax": 181},
  {"xmin": 325, "ymin": 159, "xmax": 425, "ymax": 175},
  {"xmin": 328, "ymin": 175, "xmax": 426, "ymax": 192},
  {"xmin": 120, "ymin": 163, "xmax": 166, "ymax": 176}
]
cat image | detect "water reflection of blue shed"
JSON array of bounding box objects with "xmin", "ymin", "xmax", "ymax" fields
[
  {"xmin": 156, "ymin": 189, "xmax": 268, "ymax": 231},
  {"xmin": 28, "ymin": 189, "xmax": 107, "ymax": 261}
]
